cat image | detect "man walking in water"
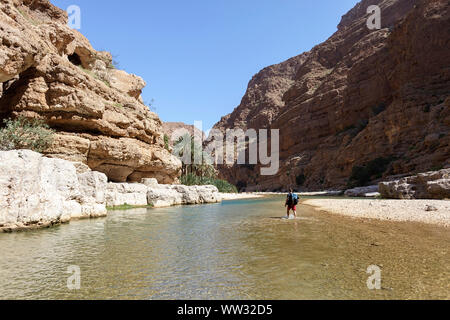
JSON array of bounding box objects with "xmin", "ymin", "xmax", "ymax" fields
[{"xmin": 285, "ymin": 189, "xmax": 299, "ymax": 218}]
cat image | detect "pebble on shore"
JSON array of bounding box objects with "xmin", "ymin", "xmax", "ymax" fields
[{"xmin": 303, "ymin": 199, "xmax": 450, "ymax": 227}]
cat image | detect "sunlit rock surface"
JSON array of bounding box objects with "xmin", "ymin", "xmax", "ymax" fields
[
  {"xmin": 212, "ymin": 0, "xmax": 449, "ymax": 191},
  {"xmin": 0, "ymin": 150, "xmax": 107, "ymax": 232},
  {"xmin": 0, "ymin": 0, "xmax": 181, "ymax": 183}
]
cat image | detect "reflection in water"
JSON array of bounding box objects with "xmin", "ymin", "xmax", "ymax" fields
[{"xmin": 0, "ymin": 197, "xmax": 448, "ymax": 299}]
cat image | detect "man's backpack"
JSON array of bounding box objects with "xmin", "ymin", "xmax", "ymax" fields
[
  {"xmin": 293, "ymin": 194, "xmax": 299, "ymax": 205},
  {"xmin": 288, "ymin": 193, "xmax": 299, "ymax": 206}
]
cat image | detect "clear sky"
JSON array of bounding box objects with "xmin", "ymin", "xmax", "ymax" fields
[{"xmin": 51, "ymin": 0, "xmax": 359, "ymax": 130}]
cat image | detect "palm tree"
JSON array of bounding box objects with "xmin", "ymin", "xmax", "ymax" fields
[{"xmin": 173, "ymin": 133, "xmax": 217, "ymax": 181}]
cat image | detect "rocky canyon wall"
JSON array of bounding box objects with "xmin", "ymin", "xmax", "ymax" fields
[
  {"xmin": 213, "ymin": 0, "xmax": 449, "ymax": 191},
  {"xmin": 0, "ymin": 0, "xmax": 181, "ymax": 183}
]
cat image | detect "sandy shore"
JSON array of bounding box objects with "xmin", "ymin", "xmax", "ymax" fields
[
  {"xmin": 303, "ymin": 199, "xmax": 450, "ymax": 227},
  {"xmin": 220, "ymin": 193, "xmax": 265, "ymax": 201}
]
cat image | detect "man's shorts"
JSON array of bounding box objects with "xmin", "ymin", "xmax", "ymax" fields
[{"xmin": 288, "ymin": 205, "xmax": 296, "ymax": 211}]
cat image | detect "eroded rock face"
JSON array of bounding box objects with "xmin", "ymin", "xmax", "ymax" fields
[
  {"xmin": 379, "ymin": 169, "xmax": 450, "ymax": 199},
  {"xmin": 0, "ymin": 0, "xmax": 181, "ymax": 183},
  {"xmin": 0, "ymin": 150, "xmax": 107, "ymax": 232},
  {"xmin": 212, "ymin": 0, "xmax": 449, "ymax": 191},
  {"xmin": 106, "ymin": 183, "xmax": 149, "ymax": 207},
  {"xmin": 147, "ymin": 184, "xmax": 221, "ymax": 208},
  {"xmin": 0, "ymin": 150, "xmax": 223, "ymax": 231},
  {"xmin": 105, "ymin": 179, "xmax": 221, "ymax": 208}
]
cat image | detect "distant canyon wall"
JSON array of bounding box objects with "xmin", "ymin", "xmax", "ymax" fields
[{"xmin": 213, "ymin": 0, "xmax": 449, "ymax": 191}]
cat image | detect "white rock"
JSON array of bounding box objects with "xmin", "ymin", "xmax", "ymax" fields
[
  {"xmin": 141, "ymin": 178, "xmax": 159, "ymax": 188},
  {"xmin": 147, "ymin": 186, "xmax": 182, "ymax": 208},
  {"xmin": 0, "ymin": 150, "xmax": 107, "ymax": 231},
  {"xmin": 76, "ymin": 170, "xmax": 108, "ymax": 218},
  {"xmin": 106, "ymin": 182, "xmax": 148, "ymax": 207},
  {"xmin": 147, "ymin": 184, "xmax": 221, "ymax": 208},
  {"xmin": 345, "ymin": 185, "xmax": 379, "ymax": 197},
  {"xmin": 0, "ymin": 151, "xmax": 224, "ymax": 231},
  {"xmin": 379, "ymin": 169, "xmax": 450, "ymax": 199}
]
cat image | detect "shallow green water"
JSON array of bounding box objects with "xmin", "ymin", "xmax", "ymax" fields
[{"xmin": 0, "ymin": 196, "xmax": 449, "ymax": 300}]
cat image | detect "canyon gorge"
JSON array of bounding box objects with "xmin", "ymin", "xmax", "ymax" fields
[
  {"xmin": 213, "ymin": 0, "xmax": 449, "ymax": 191},
  {"xmin": 0, "ymin": 0, "xmax": 449, "ymax": 205}
]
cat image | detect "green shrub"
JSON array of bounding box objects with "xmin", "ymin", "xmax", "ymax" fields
[
  {"xmin": 372, "ymin": 103, "xmax": 386, "ymax": 116},
  {"xmin": 180, "ymin": 173, "xmax": 238, "ymax": 193},
  {"xmin": 78, "ymin": 66, "xmax": 110, "ymax": 87},
  {"xmin": 355, "ymin": 119, "xmax": 369, "ymax": 132},
  {"xmin": 430, "ymin": 165, "xmax": 444, "ymax": 172},
  {"xmin": 336, "ymin": 125, "xmax": 356, "ymax": 135},
  {"xmin": 296, "ymin": 174, "xmax": 306, "ymax": 186},
  {"xmin": 348, "ymin": 157, "xmax": 394, "ymax": 187},
  {"xmin": 0, "ymin": 117, "xmax": 54, "ymax": 153},
  {"xmin": 17, "ymin": 8, "xmax": 39, "ymax": 25},
  {"xmin": 164, "ymin": 134, "xmax": 170, "ymax": 151},
  {"xmin": 236, "ymin": 181, "xmax": 247, "ymax": 191},
  {"xmin": 244, "ymin": 164, "xmax": 256, "ymax": 170},
  {"xmin": 337, "ymin": 119, "xmax": 368, "ymax": 137},
  {"xmin": 107, "ymin": 203, "xmax": 153, "ymax": 211}
]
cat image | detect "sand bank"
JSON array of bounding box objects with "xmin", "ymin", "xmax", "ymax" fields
[{"xmin": 303, "ymin": 199, "xmax": 450, "ymax": 227}]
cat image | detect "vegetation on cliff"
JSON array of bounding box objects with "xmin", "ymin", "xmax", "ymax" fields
[
  {"xmin": 0, "ymin": 117, "xmax": 54, "ymax": 152},
  {"xmin": 0, "ymin": 0, "xmax": 182, "ymax": 184},
  {"xmin": 348, "ymin": 157, "xmax": 395, "ymax": 188}
]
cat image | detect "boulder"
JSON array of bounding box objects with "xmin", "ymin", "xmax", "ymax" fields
[
  {"xmin": 0, "ymin": 150, "xmax": 107, "ymax": 232},
  {"xmin": 345, "ymin": 185, "xmax": 380, "ymax": 198},
  {"xmin": 195, "ymin": 185, "xmax": 222, "ymax": 203},
  {"xmin": 105, "ymin": 183, "xmax": 148, "ymax": 207},
  {"xmin": 379, "ymin": 169, "xmax": 450, "ymax": 199},
  {"xmin": 141, "ymin": 178, "xmax": 159, "ymax": 188},
  {"xmin": 0, "ymin": 150, "xmax": 224, "ymax": 232},
  {"xmin": 76, "ymin": 170, "xmax": 108, "ymax": 218},
  {"xmin": 147, "ymin": 184, "xmax": 221, "ymax": 208},
  {"xmin": 147, "ymin": 186, "xmax": 183, "ymax": 208}
]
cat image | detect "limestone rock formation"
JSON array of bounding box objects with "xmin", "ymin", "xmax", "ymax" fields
[
  {"xmin": 379, "ymin": 169, "xmax": 450, "ymax": 199},
  {"xmin": 0, "ymin": 0, "xmax": 181, "ymax": 183},
  {"xmin": 344, "ymin": 185, "xmax": 380, "ymax": 198},
  {"xmin": 106, "ymin": 183, "xmax": 148, "ymax": 207},
  {"xmin": 0, "ymin": 150, "xmax": 224, "ymax": 232},
  {"xmin": 212, "ymin": 0, "xmax": 449, "ymax": 192},
  {"xmin": 147, "ymin": 184, "xmax": 221, "ymax": 208},
  {"xmin": 105, "ymin": 178, "xmax": 222, "ymax": 208},
  {"xmin": 0, "ymin": 150, "xmax": 107, "ymax": 232}
]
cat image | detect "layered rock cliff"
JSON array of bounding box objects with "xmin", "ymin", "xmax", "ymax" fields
[
  {"xmin": 0, "ymin": 0, "xmax": 181, "ymax": 183},
  {"xmin": 213, "ymin": 0, "xmax": 450, "ymax": 191}
]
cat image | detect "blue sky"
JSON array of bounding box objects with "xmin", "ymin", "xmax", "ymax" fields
[{"xmin": 51, "ymin": 0, "xmax": 359, "ymax": 130}]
